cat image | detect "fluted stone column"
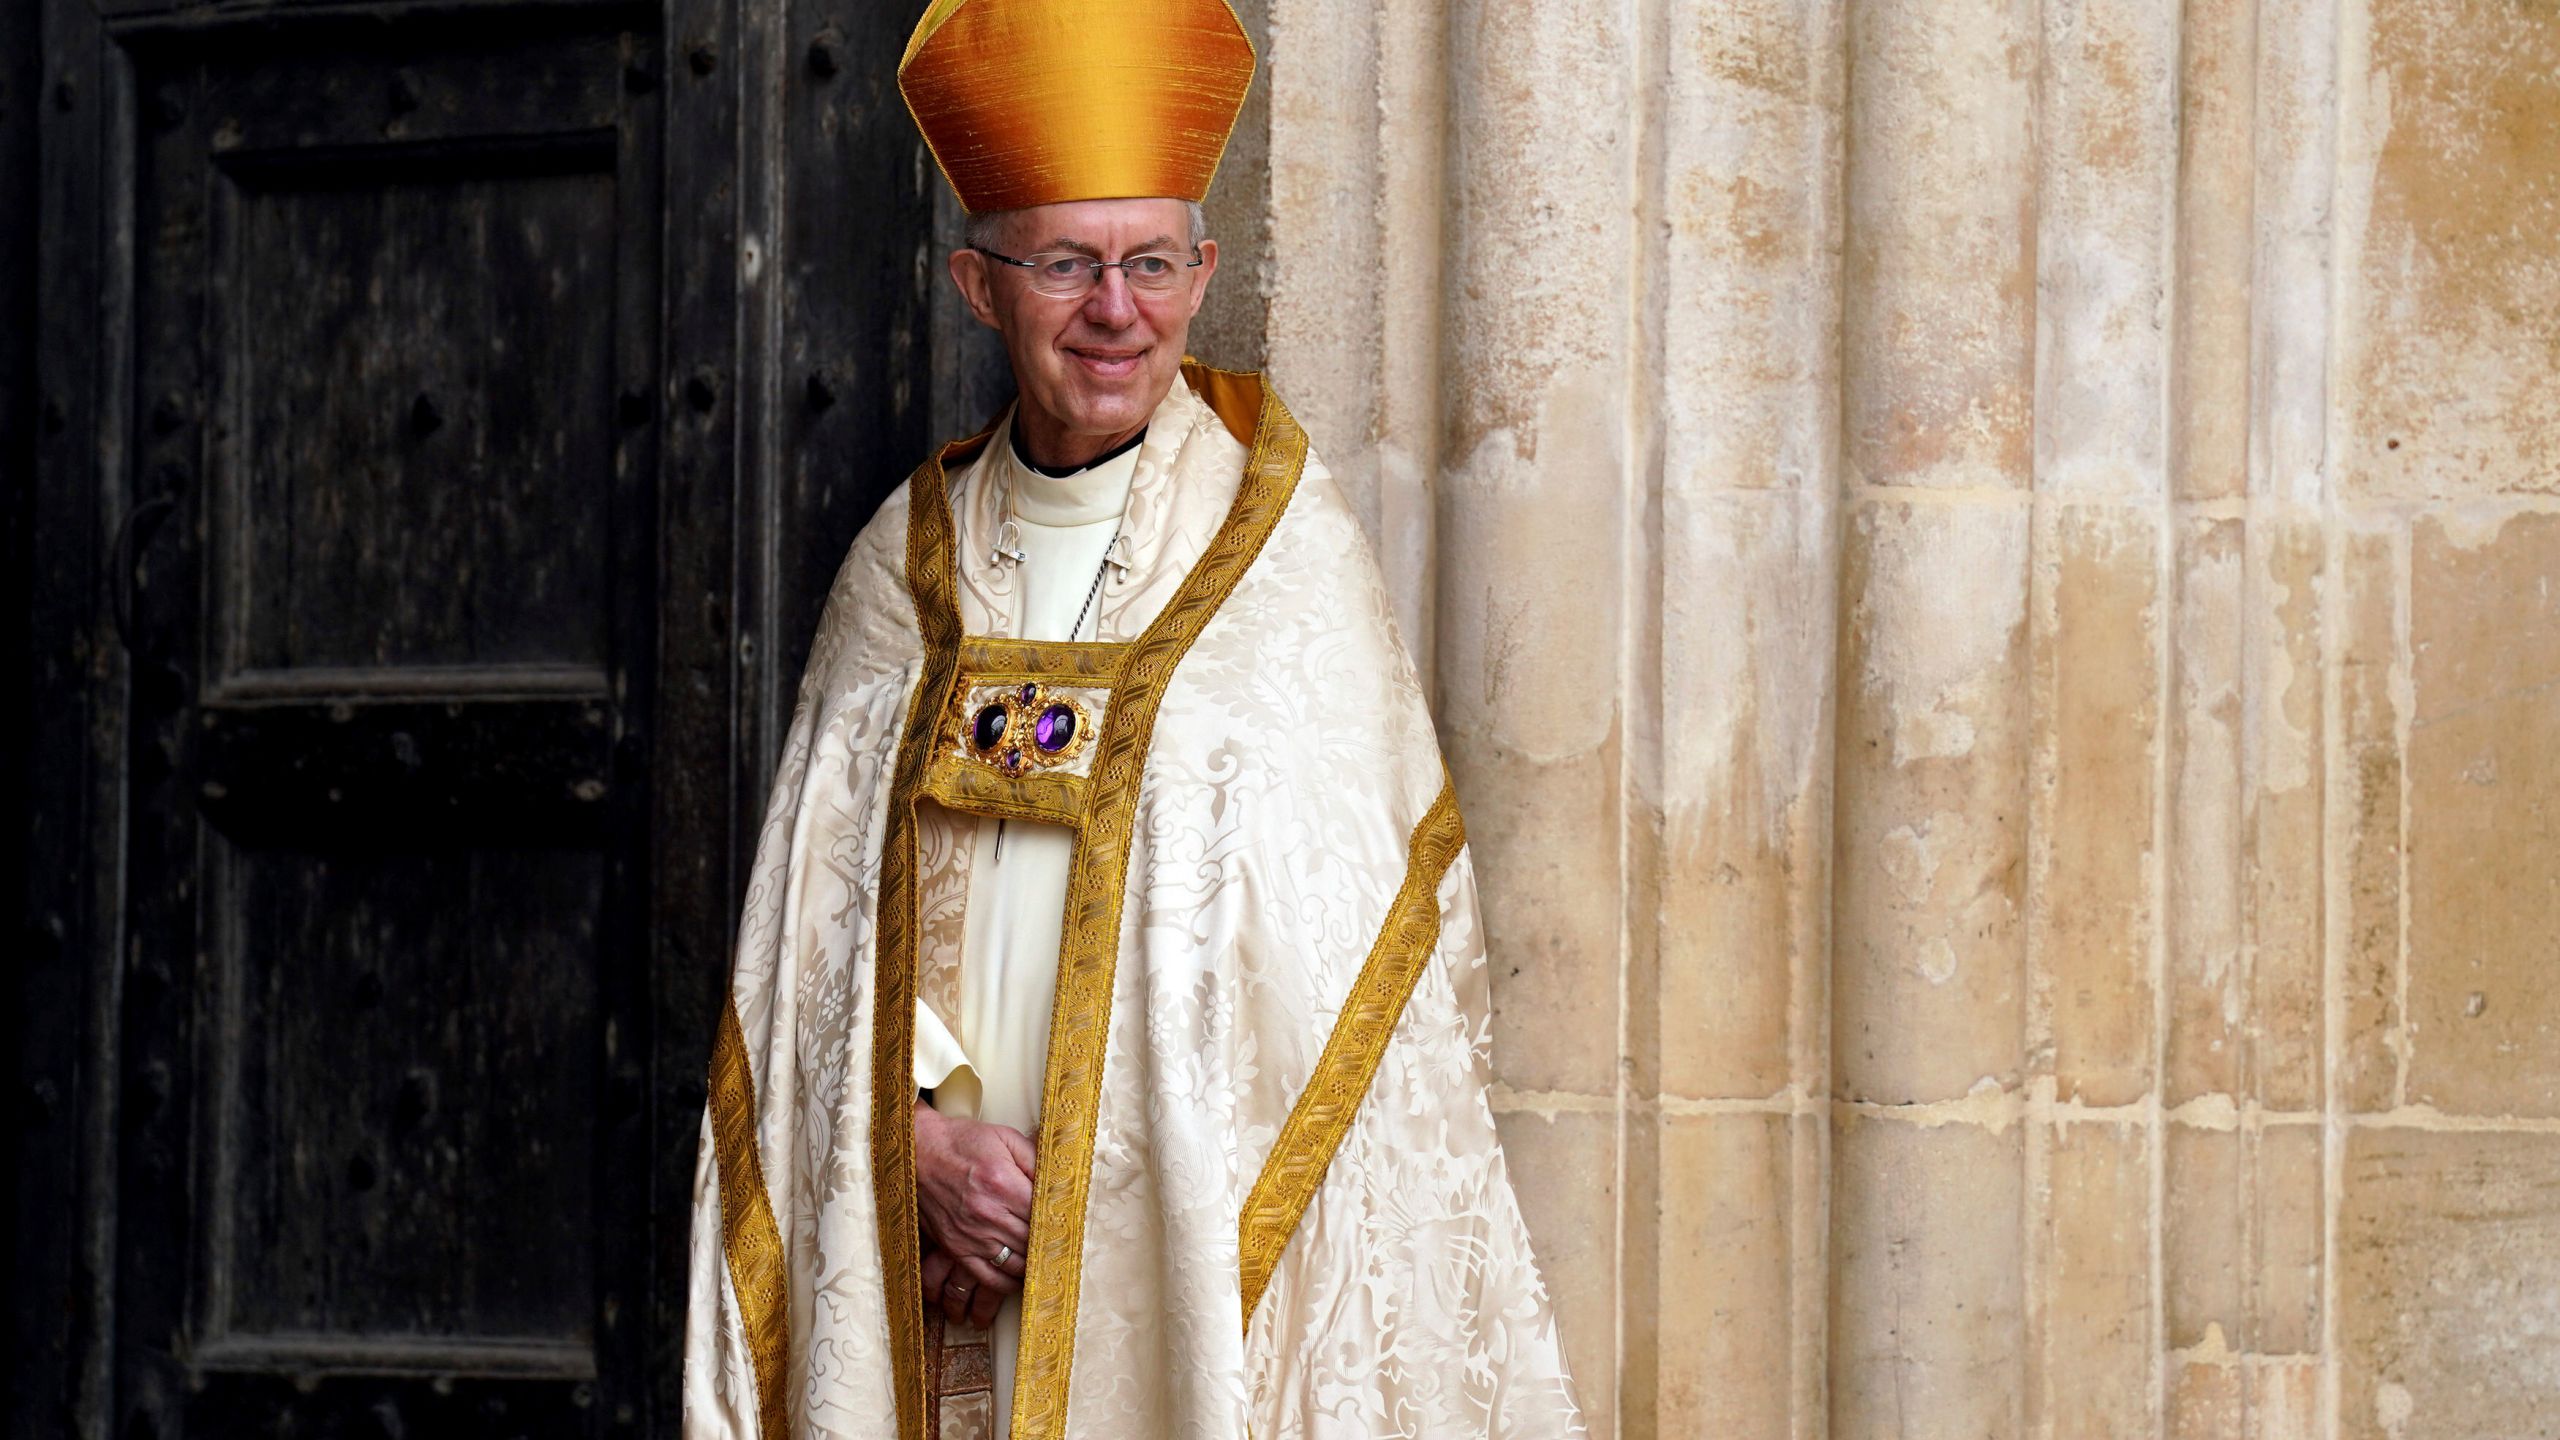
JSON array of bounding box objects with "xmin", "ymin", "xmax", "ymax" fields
[
  {"xmin": 1430, "ymin": 2, "xmax": 1640, "ymax": 1428},
  {"xmin": 2024, "ymin": 3, "xmax": 2177, "ymax": 1436},
  {"xmin": 1628, "ymin": 4, "xmax": 1842, "ymax": 1436},
  {"xmin": 1831, "ymin": 5, "xmax": 2037, "ymax": 1435}
]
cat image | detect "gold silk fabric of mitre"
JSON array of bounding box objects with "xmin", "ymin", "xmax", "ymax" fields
[
  {"xmin": 682, "ymin": 365, "xmax": 1586, "ymax": 1440},
  {"xmin": 897, "ymin": 0, "xmax": 1255, "ymax": 212}
]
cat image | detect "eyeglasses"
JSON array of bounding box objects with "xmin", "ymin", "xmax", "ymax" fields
[{"xmin": 974, "ymin": 245, "xmax": 1204, "ymax": 300}]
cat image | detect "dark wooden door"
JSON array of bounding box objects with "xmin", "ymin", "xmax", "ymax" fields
[
  {"xmin": 116, "ymin": 15, "xmax": 665, "ymax": 1438},
  {"xmin": 11, "ymin": 0, "xmax": 958, "ymax": 1435}
]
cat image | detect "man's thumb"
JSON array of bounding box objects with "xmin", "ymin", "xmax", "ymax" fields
[{"xmin": 999, "ymin": 1124, "xmax": 1039, "ymax": 1176}]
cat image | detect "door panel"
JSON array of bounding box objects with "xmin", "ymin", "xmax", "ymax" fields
[
  {"xmin": 114, "ymin": 13, "xmax": 660, "ymax": 1438},
  {"xmin": 222, "ymin": 160, "xmax": 618, "ymax": 680},
  {"xmin": 211, "ymin": 840, "xmax": 604, "ymax": 1348}
]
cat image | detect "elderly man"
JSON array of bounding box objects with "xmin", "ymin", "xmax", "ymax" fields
[{"xmin": 681, "ymin": 2, "xmax": 1584, "ymax": 1437}]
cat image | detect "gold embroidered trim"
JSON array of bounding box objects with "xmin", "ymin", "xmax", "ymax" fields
[
  {"xmin": 873, "ymin": 440, "xmax": 978, "ymax": 1440},
  {"xmin": 921, "ymin": 759, "xmax": 1091, "ymax": 828},
  {"xmin": 956, "ymin": 637, "xmax": 1126, "ymax": 682},
  {"xmin": 708, "ymin": 998, "xmax": 791, "ymax": 1439},
  {"xmin": 1236, "ymin": 773, "xmax": 1467, "ymax": 1329},
  {"xmin": 1008, "ymin": 366, "xmax": 1309, "ymax": 1439}
]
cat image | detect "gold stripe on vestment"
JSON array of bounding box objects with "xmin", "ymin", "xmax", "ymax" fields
[
  {"xmin": 921, "ymin": 763, "xmax": 1092, "ymax": 829},
  {"xmin": 954, "ymin": 637, "xmax": 1127, "ymax": 682},
  {"xmin": 708, "ymin": 997, "xmax": 791, "ymax": 1438},
  {"xmin": 1235, "ymin": 773, "xmax": 1467, "ymax": 1329},
  {"xmin": 1007, "ymin": 365, "xmax": 1307, "ymax": 1439}
]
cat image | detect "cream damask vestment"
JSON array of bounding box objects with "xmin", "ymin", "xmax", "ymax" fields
[{"xmin": 681, "ymin": 364, "xmax": 1586, "ymax": 1439}]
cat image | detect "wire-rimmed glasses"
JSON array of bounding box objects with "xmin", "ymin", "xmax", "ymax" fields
[{"xmin": 973, "ymin": 245, "xmax": 1204, "ymax": 300}]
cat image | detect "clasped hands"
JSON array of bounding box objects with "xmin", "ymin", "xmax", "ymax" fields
[{"xmin": 914, "ymin": 1099, "xmax": 1037, "ymax": 1330}]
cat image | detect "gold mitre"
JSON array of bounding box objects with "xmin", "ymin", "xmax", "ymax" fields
[{"xmin": 898, "ymin": 0, "xmax": 1256, "ymax": 214}]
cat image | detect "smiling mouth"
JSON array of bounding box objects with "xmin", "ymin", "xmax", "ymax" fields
[{"xmin": 1068, "ymin": 346, "xmax": 1145, "ymax": 375}]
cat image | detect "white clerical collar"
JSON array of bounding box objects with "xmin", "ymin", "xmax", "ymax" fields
[{"xmin": 1005, "ymin": 421, "xmax": 1143, "ymax": 528}]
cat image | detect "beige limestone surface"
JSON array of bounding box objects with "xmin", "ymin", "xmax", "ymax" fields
[{"xmin": 1202, "ymin": 0, "xmax": 2560, "ymax": 1432}]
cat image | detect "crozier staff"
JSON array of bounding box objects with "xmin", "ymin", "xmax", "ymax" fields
[{"xmin": 681, "ymin": 2, "xmax": 1586, "ymax": 1435}]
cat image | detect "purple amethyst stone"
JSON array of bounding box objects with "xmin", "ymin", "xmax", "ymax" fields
[
  {"xmin": 1018, "ymin": 682, "xmax": 1039, "ymax": 705},
  {"xmin": 972, "ymin": 702, "xmax": 1007, "ymax": 751},
  {"xmin": 1035, "ymin": 703, "xmax": 1076, "ymax": 752}
]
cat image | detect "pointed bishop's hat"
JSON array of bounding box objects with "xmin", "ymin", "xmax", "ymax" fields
[{"xmin": 898, "ymin": 0, "xmax": 1256, "ymax": 214}]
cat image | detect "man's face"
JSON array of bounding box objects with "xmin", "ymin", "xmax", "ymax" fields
[{"xmin": 948, "ymin": 197, "xmax": 1217, "ymax": 461}]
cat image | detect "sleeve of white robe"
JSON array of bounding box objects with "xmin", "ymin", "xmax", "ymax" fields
[
  {"xmin": 916, "ymin": 999, "xmax": 987, "ymax": 1119},
  {"xmin": 916, "ymin": 1001, "xmax": 975, "ymax": 1092}
]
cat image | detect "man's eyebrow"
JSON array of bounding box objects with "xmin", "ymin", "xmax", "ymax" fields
[{"xmin": 1042, "ymin": 235, "xmax": 1179, "ymax": 257}]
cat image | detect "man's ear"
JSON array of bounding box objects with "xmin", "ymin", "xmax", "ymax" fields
[
  {"xmin": 1186, "ymin": 238, "xmax": 1219, "ymax": 318},
  {"xmin": 947, "ymin": 248, "xmax": 1003, "ymax": 331}
]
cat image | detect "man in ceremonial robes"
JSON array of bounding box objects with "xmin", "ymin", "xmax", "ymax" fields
[{"xmin": 682, "ymin": 2, "xmax": 1586, "ymax": 1436}]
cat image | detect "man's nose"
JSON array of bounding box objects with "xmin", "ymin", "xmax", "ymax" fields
[{"xmin": 1081, "ymin": 265, "xmax": 1139, "ymax": 327}]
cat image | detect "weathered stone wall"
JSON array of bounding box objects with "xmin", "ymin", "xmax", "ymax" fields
[{"xmin": 1208, "ymin": 0, "xmax": 2560, "ymax": 1433}]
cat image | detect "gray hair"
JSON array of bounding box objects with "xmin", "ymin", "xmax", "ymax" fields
[{"xmin": 964, "ymin": 200, "xmax": 1207, "ymax": 255}]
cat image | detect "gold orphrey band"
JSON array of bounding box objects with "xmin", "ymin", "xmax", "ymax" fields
[
  {"xmin": 708, "ymin": 999, "xmax": 792, "ymax": 1438},
  {"xmin": 875, "ymin": 436, "xmax": 979, "ymax": 1440}
]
